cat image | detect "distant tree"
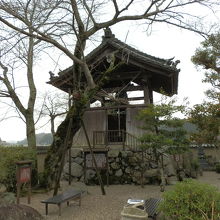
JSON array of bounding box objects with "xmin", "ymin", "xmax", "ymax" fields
[
  {"xmin": 0, "ymin": 35, "xmax": 38, "ymax": 148},
  {"xmin": 189, "ymin": 103, "xmax": 219, "ymax": 145},
  {"xmin": 17, "ymin": 133, "xmax": 53, "ymax": 145},
  {"xmin": 190, "ymin": 33, "xmax": 220, "ymax": 146},
  {"xmin": 40, "ymin": 91, "xmax": 69, "ymax": 137},
  {"xmin": 138, "ymin": 97, "xmax": 189, "ymax": 191}
]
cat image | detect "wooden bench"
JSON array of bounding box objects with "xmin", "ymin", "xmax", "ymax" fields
[
  {"xmin": 41, "ymin": 189, "xmax": 84, "ymax": 216},
  {"xmin": 144, "ymin": 198, "xmax": 162, "ymax": 220}
]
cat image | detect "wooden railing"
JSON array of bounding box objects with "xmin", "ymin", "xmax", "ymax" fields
[
  {"xmin": 93, "ymin": 130, "xmax": 142, "ymax": 151},
  {"xmin": 124, "ymin": 132, "xmax": 142, "ymax": 151}
]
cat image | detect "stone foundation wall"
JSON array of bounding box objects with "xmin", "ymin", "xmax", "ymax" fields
[{"xmin": 62, "ymin": 148, "xmax": 199, "ymax": 185}]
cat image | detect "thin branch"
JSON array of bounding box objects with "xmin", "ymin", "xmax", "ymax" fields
[
  {"xmin": 0, "ymin": 16, "xmax": 83, "ymax": 65},
  {"xmin": 118, "ymin": 0, "xmax": 134, "ymax": 15},
  {"xmin": 0, "ymin": 61, "xmax": 26, "ymax": 115},
  {"xmin": 70, "ymin": 0, "xmax": 85, "ymax": 35},
  {"xmin": 112, "ymin": 0, "xmax": 119, "ymax": 17},
  {"xmin": 0, "ymin": 91, "xmax": 10, "ymax": 97},
  {"xmin": 147, "ymin": 17, "xmax": 208, "ymax": 38},
  {"xmin": 83, "ymin": 0, "xmax": 97, "ymax": 28}
]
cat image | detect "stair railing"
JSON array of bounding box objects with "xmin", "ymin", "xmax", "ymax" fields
[{"xmin": 93, "ymin": 130, "xmax": 142, "ymax": 151}]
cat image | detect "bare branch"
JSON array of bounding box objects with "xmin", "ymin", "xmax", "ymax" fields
[
  {"xmin": 0, "ymin": 61, "xmax": 26, "ymax": 115},
  {"xmin": 118, "ymin": 0, "xmax": 134, "ymax": 15},
  {"xmin": 70, "ymin": 0, "xmax": 85, "ymax": 35},
  {"xmin": 0, "ymin": 91, "xmax": 10, "ymax": 97},
  {"xmin": 112, "ymin": 0, "xmax": 119, "ymax": 17},
  {"xmin": 83, "ymin": 0, "xmax": 97, "ymax": 28},
  {"xmin": 0, "ymin": 16, "xmax": 83, "ymax": 65}
]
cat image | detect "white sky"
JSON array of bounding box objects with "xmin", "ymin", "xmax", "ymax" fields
[{"xmin": 0, "ymin": 9, "xmax": 218, "ymax": 143}]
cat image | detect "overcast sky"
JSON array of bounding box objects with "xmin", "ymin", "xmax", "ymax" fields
[{"xmin": 0, "ymin": 8, "xmax": 219, "ymax": 143}]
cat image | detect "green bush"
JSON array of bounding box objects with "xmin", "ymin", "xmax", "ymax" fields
[
  {"xmin": 159, "ymin": 179, "xmax": 220, "ymax": 220},
  {"xmin": 0, "ymin": 146, "xmax": 37, "ymax": 192},
  {"xmin": 216, "ymin": 163, "xmax": 220, "ymax": 173}
]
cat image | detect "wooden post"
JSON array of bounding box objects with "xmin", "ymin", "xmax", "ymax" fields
[
  {"xmin": 143, "ymin": 76, "xmax": 152, "ymax": 105},
  {"xmin": 83, "ymin": 151, "xmax": 87, "ymax": 184},
  {"xmin": 106, "ymin": 153, "xmax": 109, "ymax": 187},
  {"xmin": 68, "ymin": 147, "xmax": 72, "ymax": 185},
  {"xmin": 141, "ymin": 149, "xmax": 144, "ymax": 188},
  {"xmin": 16, "ymin": 161, "xmax": 32, "ymax": 204},
  {"xmin": 143, "ymin": 86, "xmax": 150, "ymax": 105},
  {"xmin": 68, "ymin": 90, "xmax": 72, "ymax": 186},
  {"xmin": 81, "ymin": 121, "xmax": 106, "ymax": 195},
  {"xmin": 93, "ymin": 131, "xmax": 95, "ymax": 147},
  {"xmin": 53, "ymin": 118, "xmax": 73, "ymax": 196},
  {"xmin": 17, "ymin": 182, "xmax": 21, "ymax": 204},
  {"xmin": 122, "ymin": 130, "xmax": 125, "ymax": 150}
]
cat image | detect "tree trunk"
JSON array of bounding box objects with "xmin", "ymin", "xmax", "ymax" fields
[
  {"xmin": 53, "ymin": 118, "xmax": 73, "ymax": 195},
  {"xmin": 159, "ymin": 167, "xmax": 166, "ymax": 192},
  {"xmin": 43, "ymin": 61, "xmax": 120, "ymax": 189},
  {"xmin": 159, "ymin": 155, "xmax": 166, "ymax": 192},
  {"xmin": 26, "ymin": 112, "xmax": 36, "ymax": 148},
  {"xmin": 51, "ymin": 116, "xmax": 55, "ymax": 137},
  {"xmin": 43, "ymin": 99, "xmax": 87, "ymax": 189}
]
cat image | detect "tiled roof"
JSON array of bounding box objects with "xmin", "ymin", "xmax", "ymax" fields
[
  {"xmin": 56, "ymin": 28, "xmax": 179, "ymax": 78},
  {"xmin": 86, "ymin": 34, "xmax": 179, "ymax": 72},
  {"xmin": 49, "ymin": 28, "xmax": 179, "ymax": 96}
]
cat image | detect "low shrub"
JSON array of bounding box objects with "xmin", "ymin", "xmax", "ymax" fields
[
  {"xmin": 0, "ymin": 146, "xmax": 37, "ymax": 192},
  {"xmin": 159, "ymin": 179, "xmax": 220, "ymax": 220}
]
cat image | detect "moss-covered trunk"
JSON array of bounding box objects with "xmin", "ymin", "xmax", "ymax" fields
[
  {"xmin": 43, "ymin": 61, "xmax": 121, "ymax": 190},
  {"xmin": 43, "ymin": 98, "xmax": 87, "ymax": 189}
]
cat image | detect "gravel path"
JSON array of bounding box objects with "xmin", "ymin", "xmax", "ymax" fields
[{"xmin": 19, "ymin": 171, "xmax": 220, "ymax": 220}]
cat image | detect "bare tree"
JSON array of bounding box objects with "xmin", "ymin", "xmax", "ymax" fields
[
  {"xmin": 40, "ymin": 91, "xmax": 68, "ymax": 136},
  {"xmin": 0, "ymin": 32, "xmax": 38, "ymax": 148},
  {"xmin": 0, "ymin": 0, "xmax": 66, "ymax": 148},
  {"xmin": 0, "ymin": 0, "xmax": 219, "ymax": 190}
]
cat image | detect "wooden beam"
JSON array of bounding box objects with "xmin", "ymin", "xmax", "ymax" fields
[
  {"xmin": 112, "ymin": 70, "xmax": 142, "ymax": 75},
  {"xmin": 87, "ymin": 104, "xmax": 148, "ymax": 111},
  {"xmin": 101, "ymin": 85, "xmax": 144, "ymax": 93},
  {"xmin": 142, "ymin": 76, "xmax": 150, "ymax": 105},
  {"xmin": 128, "ymin": 97, "xmax": 144, "ymax": 101}
]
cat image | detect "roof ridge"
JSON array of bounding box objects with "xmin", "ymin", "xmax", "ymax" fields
[{"xmin": 110, "ymin": 37, "xmax": 167, "ymax": 62}]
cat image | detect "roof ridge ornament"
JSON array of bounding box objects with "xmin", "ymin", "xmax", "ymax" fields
[
  {"xmin": 49, "ymin": 71, "xmax": 55, "ymax": 80},
  {"xmin": 102, "ymin": 27, "xmax": 115, "ymax": 41},
  {"xmin": 165, "ymin": 57, "xmax": 180, "ymax": 68}
]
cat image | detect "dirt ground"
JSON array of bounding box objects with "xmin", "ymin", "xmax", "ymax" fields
[{"xmin": 17, "ymin": 171, "xmax": 220, "ymax": 220}]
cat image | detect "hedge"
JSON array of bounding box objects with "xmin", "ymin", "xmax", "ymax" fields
[{"xmin": 0, "ymin": 146, "xmax": 37, "ymax": 192}]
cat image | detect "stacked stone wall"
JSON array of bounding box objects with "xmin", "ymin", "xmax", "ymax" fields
[{"xmin": 63, "ymin": 148, "xmax": 200, "ymax": 185}]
